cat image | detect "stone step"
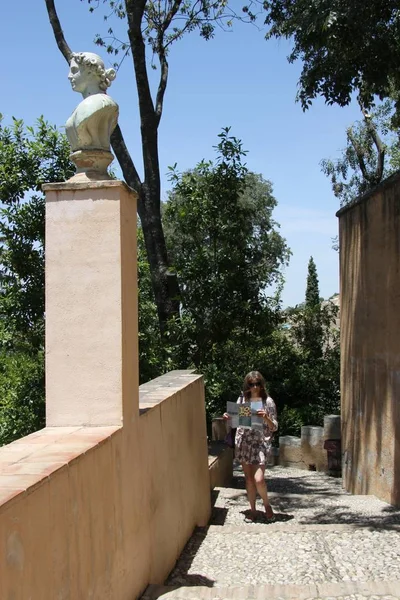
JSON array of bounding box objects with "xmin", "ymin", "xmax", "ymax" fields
[
  {"xmin": 141, "ymin": 579, "xmax": 400, "ymax": 599},
  {"xmin": 160, "ymin": 523, "xmax": 400, "ymax": 593},
  {"xmin": 206, "ymin": 522, "xmax": 400, "ymax": 534}
]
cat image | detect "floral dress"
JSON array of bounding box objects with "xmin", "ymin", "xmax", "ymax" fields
[{"xmin": 235, "ymin": 396, "xmax": 278, "ymax": 465}]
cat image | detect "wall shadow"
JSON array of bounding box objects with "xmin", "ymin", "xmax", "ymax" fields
[{"xmin": 164, "ymin": 526, "xmax": 215, "ymax": 588}]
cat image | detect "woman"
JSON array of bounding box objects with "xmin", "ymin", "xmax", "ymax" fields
[{"xmin": 224, "ymin": 371, "xmax": 278, "ymax": 521}]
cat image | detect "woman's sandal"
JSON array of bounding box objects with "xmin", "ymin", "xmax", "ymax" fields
[
  {"xmin": 265, "ymin": 505, "xmax": 275, "ymax": 521},
  {"xmin": 244, "ymin": 510, "xmax": 257, "ymax": 523}
]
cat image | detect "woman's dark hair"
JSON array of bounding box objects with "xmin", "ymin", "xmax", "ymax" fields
[{"xmin": 243, "ymin": 371, "xmax": 268, "ymax": 401}]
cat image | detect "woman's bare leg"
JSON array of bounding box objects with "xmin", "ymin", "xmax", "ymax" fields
[
  {"xmin": 242, "ymin": 462, "xmax": 257, "ymax": 517},
  {"xmin": 254, "ymin": 465, "xmax": 274, "ymax": 518}
]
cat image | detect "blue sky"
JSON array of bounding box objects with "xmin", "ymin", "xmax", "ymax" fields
[{"xmin": 2, "ymin": 1, "xmax": 361, "ymax": 306}]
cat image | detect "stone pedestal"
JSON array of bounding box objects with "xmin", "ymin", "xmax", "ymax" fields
[
  {"xmin": 279, "ymin": 435, "xmax": 305, "ymax": 468},
  {"xmin": 324, "ymin": 415, "xmax": 341, "ymax": 440},
  {"xmin": 43, "ymin": 180, "xmax": 138, "ymax": 427},
  {"xmin": 301, "ymin": 426, "xmax": 327, "ymax": 471},
  {"xmin": 323, "ymin": 415, "xmax": 342, "ymax": 476},
  {"xmin": 212, "ymin": 417, "xmax": 228, "ymax": 441},
  {"xmin": 268, "ymin": 446, "xmax": 280, "ymax": 466},
  {"xmin": 69, "ymin": 149, "xmax": 114, "ymax": 182}
]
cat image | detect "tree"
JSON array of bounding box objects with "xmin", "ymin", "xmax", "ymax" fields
[
  {"xmin": 162, "ymin": 128, "xmax": 290, "ymax": 415},
  {"xmin": 302, "ymin": 256, "xmax": 322, "ymax": 358},
  {"xmin": 44, "ymin": 0, "xmax": 255, "ymax": 329},
  {"xmin": 0, "ymin": 347, "xmax": 46, "ymax": 446},
  {"xmin": 0, "ymin": 116, "xmax": 74, "ymax": 350},
  {"xmin": 282, "ymin": 257, "xmax": 323, "ymax": 362},
  {"xmin": 305, "ymin": 256, "xmax": 320, "ymax": 308},
  {"xmin": 263, "ymin": 0, "xmax": 400, "ymax": 120},
  {"xmin": 0, "ymin": 116, "xmax": 74, "ymax": 444},
  {"xmin": 276, "ymin": 296, "xmax": 340, "ymax": 436},
  {"xmin": 321, "ymin": 100, "xmax": 400, "ymax": 206},
  {"xmin": 164, "ymin": 129, "xmax": 290, "ymax": 357},
  {"xmin": 137, "ymin": 224, "xmax": 183, "ymax": 383}
]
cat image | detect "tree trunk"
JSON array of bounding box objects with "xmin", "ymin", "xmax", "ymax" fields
[
  {"xmin": 139, "ymin": 184, "xmax": 180, "ymax": 326},
  {"xmin": 126, "ymin": 0, "xmax": 180, "ymax": 326},
  {"xmin": 111, "ymin": 123, "xmax": 180, "ymax": 326}
]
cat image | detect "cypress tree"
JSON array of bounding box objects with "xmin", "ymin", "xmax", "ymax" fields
[
  {"xmin": 305, "ymin": 256, "xmax": 320, "ymax": 308},
  {"xmin": 303, "ymin": 256, "xmax": 322, "ymax": 358}
]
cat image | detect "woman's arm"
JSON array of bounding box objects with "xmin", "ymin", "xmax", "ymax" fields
[{"xmin": 264, "ymin": 397, "xmax": 278, "ymax": 432}]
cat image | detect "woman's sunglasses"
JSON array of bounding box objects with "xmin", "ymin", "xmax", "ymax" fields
[{"xmin": 249, "ymin": 381, "xmax": 261, "ymax": 388}]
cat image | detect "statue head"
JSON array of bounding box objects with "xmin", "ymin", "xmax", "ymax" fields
[{"xmin": 68, "ymin": 52, "xmax": 116, "ymax": 96}]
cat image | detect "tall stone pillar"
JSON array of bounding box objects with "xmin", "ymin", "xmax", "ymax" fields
[{"xmin": 43, "ymin": 180, "xmax": 138, "ymax": 427}]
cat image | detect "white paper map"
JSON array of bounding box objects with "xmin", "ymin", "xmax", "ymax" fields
[{"xmin": 226, "ymin": 400, "xmax": 264, "ymax": 430}]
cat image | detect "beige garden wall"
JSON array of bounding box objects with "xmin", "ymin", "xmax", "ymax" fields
[
  {"xmin": 0, "ymin": 372, "xmax": 211, "ymax": 599},
  {"xmin": 337, "ymin": 171, "xmax": 400, "ymax": 505}
]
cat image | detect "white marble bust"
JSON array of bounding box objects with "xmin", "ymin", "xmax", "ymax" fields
[{"xmin": 66, "ymin": 52, "xmax": 119, "ymax": 153}]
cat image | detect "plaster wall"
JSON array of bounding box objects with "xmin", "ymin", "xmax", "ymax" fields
[
  {"xmin": 337, "ymin": 172, "xmax": 400, "ymax": 505},
  {"xmin": 0, "ymin": 373, "xmax": 211, "ymax": 600}
]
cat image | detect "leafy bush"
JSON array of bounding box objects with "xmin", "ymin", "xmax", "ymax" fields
[{"xmin": 0, "ymin": 349, "xmax": 45, "ymax": 445}]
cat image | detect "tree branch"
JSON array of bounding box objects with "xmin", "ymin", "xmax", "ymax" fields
[
  {"xmin": 126, "ymin": 0, "xmax": 156, "ymax": 118},
  {"xmin": 154, "ymin": 1, "xmax": 200, "ymax": 123},
  {"xmin": 111, "ymin": 126, "xmax": 142, "ymax": 193},
  {"xmin": 44, "ymin": 0, "xmax": 72, "ymax": 63},
  {"xmin": 163, "ymin": 0, "xmax": 183, "ymax": 30},
  {"xmin": 362, "ymin": 112, "xmax": 386, "ymax": 184},
  {"xmin": 155, "ymin": 45, "xmax": 168, "ymax": 123},
  {"xmin": 358, "ymin": 100, "xmax": 386, "ymax": 185},
  {"xmin": 125, "ymin": 0, "xmax": 161, "ymax": 187},
  {"xmin": 154, "ymin": 2, "xmax": 189, "ymax": 123},
  {"xmin": 347, "ymin": 127, "xmax": 370, "ymax": 183}
]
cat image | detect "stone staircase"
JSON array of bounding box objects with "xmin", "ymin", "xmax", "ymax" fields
[
  {"xmin": 143, "ymin": 580, "xmax": 400, "ymax": 599},
  {"xmin": 141, "ymin": 466, "xmax": 400, "ymax": 600}
]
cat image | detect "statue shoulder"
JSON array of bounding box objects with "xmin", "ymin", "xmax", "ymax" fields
[
  {"xmin": 76, "ymin": 94, "xmax": 118, "ymax": 120},
  {"xmin": 67, "ymin": 95, "xmax": 116, "ymax": 126}
]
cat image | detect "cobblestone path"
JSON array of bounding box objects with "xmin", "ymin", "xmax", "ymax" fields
[{"xmin": 142, "ymin": 465, "xmax": 400, "ymax": 600}]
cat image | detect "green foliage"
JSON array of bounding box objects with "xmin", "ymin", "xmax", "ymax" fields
[
  {"xmin": 138, "ymin": 223, "xmax": 197, "ymax": 381},
  {"xmin": 321, "ymin": 100, "xmax": 400, "ymax": 206},
  {"xmin": 164, "ymin": 128, "xmax": 290, "ymax": 357},
  {"xmin": 161, "ymin": 128, "xmax": 290, "ymax": 414},
  {"xmin": 0, "ymin": 116, "xmax": 74, "ymax": 350},
  {"xmin": 277, "ymin": 299, "xmax": 340, "ymax": 435},
  {"xmin": 278, "ymin": 263, "xmax": 339, "ymax": 437},
  {"xmin": 305, "ymin": 256, "xmax": 320, "ymax": 308},
  {"xmin": 278, "ymin": 405, "xmax": 304, "ymax": 438},
  {"xmin": 85, "ymin": 0, "xmax": 257, "ymax": 65},
  {"xmin": 263, "ymin": 0, "xmax": 400, "ymax": 120},
  {"xmin": 137, "ymin": 129, "xmax": 340, "ymax": 433},
  {"xmin": 301, "ymin": 256, "xmax": 323, "ymax": 359},
  {"xmin": 137, "ymin": 225, "xmax": 165, "ymax": 382},
  {"xmin": 0, "ymin": 116, "xmax": 74, "ymax": 445},
  {"xmin": 0, "ymin": 349, "xmax": 45, "ymax": 446}
]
